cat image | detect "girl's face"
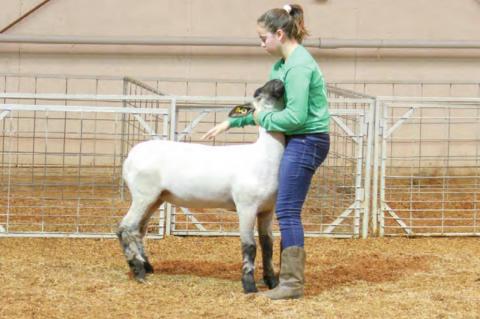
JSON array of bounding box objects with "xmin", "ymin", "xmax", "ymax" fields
[{"xmin": 257, "ymin": 24, "xmax": 282, "ymax": 56}]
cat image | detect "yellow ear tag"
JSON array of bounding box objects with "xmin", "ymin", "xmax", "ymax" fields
[{"xmin": 228, "ymin": 104, "xmax": 255, "ymax": 118}]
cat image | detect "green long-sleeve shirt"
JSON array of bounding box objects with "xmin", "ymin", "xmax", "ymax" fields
[{"xmin": 229, "ymin": 45, "xmax": 330, "ymax": 135}]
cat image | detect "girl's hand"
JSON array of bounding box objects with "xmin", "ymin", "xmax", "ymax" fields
[{"xmin": 201, "ymin": 120, "xmax": 231, "ymax": 140}]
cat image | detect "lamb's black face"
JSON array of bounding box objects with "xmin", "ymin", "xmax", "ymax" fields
[
  {"xmin": 254, "ymin": 79, "xmax": 285, "ymax": 101},
  {"xmin": 253, "ymin": 79, "xmax": 285, "ymax": 113},
  {"xmin": 228, "ymin": 80, "xmax": 285, "ymax": 118}
]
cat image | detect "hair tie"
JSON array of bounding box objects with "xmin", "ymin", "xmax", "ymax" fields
[{"xmin": 283, "ymin": 4, "xmax": 292, "ymax": 14}]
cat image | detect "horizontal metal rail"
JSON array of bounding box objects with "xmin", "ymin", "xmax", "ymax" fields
[
  {"xmin": 1, "ymin": 34, "xmax": 480, "ymax": 49},
  {"xmin": 0, "ymin": 92, "xmax": 252, "ymax": 103},
  {"xmin": 169, "ymin": 230, "xmax": 355, "ymax": 238},
  {"xmin": 0, "ymin": 232, "xmax": 164, "ymax": 239},
  {"xmin": 0, "ymin": 104, "xmax": 168, "ymax": 114}
]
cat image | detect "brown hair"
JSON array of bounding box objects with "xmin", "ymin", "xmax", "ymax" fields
[{"xmin": 257, "ymin": 4, "xmax": 309, "ymax": 43}]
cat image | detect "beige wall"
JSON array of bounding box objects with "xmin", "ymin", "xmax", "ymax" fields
[{"xmin": 1, "ymin": 0, "xmax": 480, "ymax": 91}]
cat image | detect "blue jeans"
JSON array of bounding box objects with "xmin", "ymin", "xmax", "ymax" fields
[{"xmin": 276, "ymin": 133, "xmax": 330, "ymax": 249}]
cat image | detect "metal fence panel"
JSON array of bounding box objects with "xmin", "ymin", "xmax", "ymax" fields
[
  {"xmin": 0, "ymin": 103, "xmax": 169, "ymax": 238},
  {"xmin": 162, "ymin": 100, "xmax": 374, "ymax": 238},
  {"xmin": 377, "ymin": 98, "xmax": 480, "ymax": 236}
]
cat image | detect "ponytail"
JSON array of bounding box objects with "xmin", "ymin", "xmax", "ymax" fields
[{"xmin": 257, "ymin": 4, "xmax": 309, "ymax": 43}]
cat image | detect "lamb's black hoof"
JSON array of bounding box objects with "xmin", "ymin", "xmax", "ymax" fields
[
  {"xmin": 128, "ymin": 259, "xmax": 146, "ymax": 282},
  {"xmin": 242, "ymin": 275, "xmax": 258, "ymax": 294}
]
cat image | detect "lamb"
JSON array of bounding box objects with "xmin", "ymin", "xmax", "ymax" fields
[{"xmin": 117, "ymin": 79, "xmax": 285, "ymax": 293}]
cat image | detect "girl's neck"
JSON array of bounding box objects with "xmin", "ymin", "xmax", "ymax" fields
[{"xmin": 281, "ymin": 40, "xmax": 299, "ymax": 62}]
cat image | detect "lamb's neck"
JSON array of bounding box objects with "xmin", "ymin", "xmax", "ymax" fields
[{"xmin": 255, "ymin": 127, "xmax": 285, "ymax": 155}]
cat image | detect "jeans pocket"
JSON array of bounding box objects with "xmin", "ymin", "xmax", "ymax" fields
[{"xmin": 307, "ymin": 135, "xmax": 330, "ymax": 168}]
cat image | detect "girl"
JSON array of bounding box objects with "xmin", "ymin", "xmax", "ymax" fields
[{"xmin": 203, "ymin": 4, "xmax": 330, "ymax": 300}]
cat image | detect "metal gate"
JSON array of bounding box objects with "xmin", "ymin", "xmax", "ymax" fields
[
  {"xmin": 0, "ymin": 100, "xmax": 169, "ymax": 238},
  {"xmin": 376, "ymin": 97, "xmax": 480, "ymax": 236}
]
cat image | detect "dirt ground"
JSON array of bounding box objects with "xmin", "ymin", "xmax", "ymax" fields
[{"xmin": 1, "ymin": 236, "xmax": 480, "ymax": 319}]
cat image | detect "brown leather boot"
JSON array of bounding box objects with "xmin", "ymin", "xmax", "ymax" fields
[{"xmin": 261, "ymin": 246, "xmax": 305, "ymax": 300}]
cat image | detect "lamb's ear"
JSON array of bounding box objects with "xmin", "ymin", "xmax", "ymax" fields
[{"xmin": 228, "ymin": 103, "xmax": 255, "ymax": 118}]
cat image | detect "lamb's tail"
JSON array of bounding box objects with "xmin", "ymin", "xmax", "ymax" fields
[{"xmin": 121, "ymin": 141, "xmax": 163, "ymax": 194}]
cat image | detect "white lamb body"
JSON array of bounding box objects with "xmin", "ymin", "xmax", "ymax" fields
[{"xmin": 123, "ymin": 129, "xmax": 285, "ymax": 213}]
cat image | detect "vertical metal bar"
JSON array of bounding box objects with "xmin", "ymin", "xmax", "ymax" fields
[
  {"xmin": 362, "ymin": 101, "xmax": 375, "ymax": 238},
  {"xmin": 443, "ymin": 105, "xmax": 453, "ymax": 235},
  {"xmin": 379, "ymin": 101, "xmax": 388, "ymax": 236},
  {"xmin": 165, "ymin": 202, "xmax": 172, "ymax": 236},
  {"xmin": 476, "ymin": 83, "xmax": 480, "ymax": 231},
  {"xmin": 162, "ymin": 114, "xmax": 168, "ymax": 140},
  {"xmin": 119, "ymin": 79, "xmax": 128, "ymax": 200},
  {"xmin": 41, "ymin": 110, "xmax": 49, "ymax": 232},
  {"xmin": 158, "ymin": 203, "xmax": 165, "ymax": 237},
  {"xmin": 134, "ymin": 86, "xmax": 139, "ymax": 145},
  {"xmin": 92, "ymin": 79, "xmax": 99, "ymax": 197},
  {"xmin": 62, "ymin": 77, "xmax": 68, "ymax": 201},
  {"xmin": 353, "ymin": 114, "xmax": 365, "ymax": 238},
  {"xmin": 126, "ymin": 85, "xmax": 132, "ymax": 146},
  {"xmin": 349, "ymin": 111, "xmax": 355, "ymax": 233},
  {"xmin": 32, "ymin": 77, "xmax": 38, "ymax": 191},
  {"xmin": 15, "ymin": 91, "xmax": 20, "ymax": 167},
  {"xmin": 371, "ymin": 99, "xmax": 380, "ymax": 235},
  {"xmin": 169, "ymin": 99, "xmax": 177, "ymax": 237},
  {"xmin": 0, "ymin": 76, "xmax": 6, "ymax": 232},
  {"xmin": 112, "ymin": 111, "xmax": 120, "ymax": 233},
  {"xmin": 332, "ymin": 111, "xmax": 339, "ymax": 232},
  {"xmin": 409, "ymin": 164, "xmax": 414, "ymax": 231},
  {"xmin": 169, "ymin": 98, "xmax": 177, "ymax": 141},
  {"xmin": 1, "ymin": 75, "xmax": 6, "ymax": 185},
  {"xmin": 153, "ymin": 100, "xmax": 159, "ymax": 135},
  {"xmin": 75, "ymin": 111, "xmax": 84, "ymax": 233},
  {"xmin": 5, "ymin": 112, "xmax": 13, "ymax": 232},
  {"xmin": 335, "ymin": 113, "xmax": 343, "ymax": 231},
  {"xmin": 164, "ymin": 98, "xmax": 176, "ymax": 236},
  {"xmin": 416, "ymin": 101, "xmax": 423, "ymax": 234},
  {"xmin": 475, "ymin": 102, "xmax": 479, "ymax": 234}
]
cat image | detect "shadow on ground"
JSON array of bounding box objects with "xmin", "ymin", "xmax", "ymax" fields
[{"xmin": 151, "ymin": 253, "xmax": 430, "ymax": 295}]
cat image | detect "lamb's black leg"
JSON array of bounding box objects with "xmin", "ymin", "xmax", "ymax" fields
[
  {"xmin": 257, "ymin": 211, "xmax": 277, "ymax": 289},
  {"xmin": 241, "ymin": 242, "xmax": 258, "ymax": 293},
  {"xmin": 117, "ymin": 227, "xmax": 147, "ymax": 282},
  {"xmin": 238, "ymin": 207, "xmax": 259, "ymax": 293}
]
